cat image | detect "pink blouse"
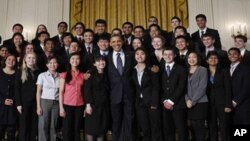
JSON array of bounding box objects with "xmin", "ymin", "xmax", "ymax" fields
[{"xmin": 60, "ymin": 71, "xmax": 85, "ymax": 106}]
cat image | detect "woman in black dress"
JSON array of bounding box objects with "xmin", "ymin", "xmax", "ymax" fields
[
  {"xmin": 84, "ymin": 56, "xmax": 110, "ymax": 141},
  {"xmin": 0, "ymin": 54, "xmax": 17, "ymax": 141}
]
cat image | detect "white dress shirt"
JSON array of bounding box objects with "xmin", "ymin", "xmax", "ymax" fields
[
  {"xmin": 135, "ymin": 65, "xmax": 144, "ymax": 98},
  {"xmin": 199, "ymin": 27, "xmax": 207, "ymax": 37}
]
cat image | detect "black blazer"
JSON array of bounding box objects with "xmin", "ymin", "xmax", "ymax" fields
[
  {"xmin": 81, "ymin": 44, "xmax": 99, "ymax": 72},
  {"xmin": 191, "ymin": 28, "xmax": 222, "ymax": 52},
  {"xmin": 230, "ymin": 63, "xmax": 250, "ymax": 124},
  {"xmin": 132, "ymin": 66, "xmax": 160, "ymax": 107},
  {"xmin": 84, "ymin": 70, "xmax": 110, "ymax": 106},
  {"xmin": 161, "ymin": 63, "xmax": 187, "ymax": 109},
  {"xmin": 122, "ymin": 35, "xmax": 134, "ymax": 52},
  {"xmin": 241, "ymin": 49, "xmax": 250, "ymax": 66},
  {"xmin": 107, "ymin": 51, "xmax": 135, "ymax": 104},
  {"xmin": 207, "ymin": 68, "xmax": 232, "ymax": 107},
  {"xmin": 52, "ymin": 35, "xmax": 62, "ymax": 49},
  {"xmin": 14, "ymin": 69, "xmax": 40, "ymax": 106},
  {"xmin": 55, "ymin": 46, "xmax": 69, "ymax": 73}
]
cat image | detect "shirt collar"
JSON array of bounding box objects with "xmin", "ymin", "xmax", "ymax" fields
[
  {"xmin": 199, "ymin": 27, "xmax": 207, "ymax": 33},
  {"xmin": 100, "ymin": 50, "xmax": 109, "ymax": 55},
  {"xmin": 165, "ymin": 62, "xmax": 175, "ymax": 70},
  {"xmin": 231, "ymin": 61, "xmax": 240, "ymax": 68},
  {"xmin": 46, "ymin": 71, "xmax": 59, "ymax": 78},
  {"xmin": 113, "ymin": 50, "xmax": 124, "ymax": 56},
  {"xmin": 241, "ymin": 48, "xmax": 246, "ymax": 56},
  {"xmin": 180, "ymin": 49, "xmax": 188, "ymax": 56}
]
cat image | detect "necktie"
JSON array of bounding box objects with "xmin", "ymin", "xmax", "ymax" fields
[
  {"xmin": 116, "ymin": 53, "xmax": 123, "ymax": 75},
  {"xmin": 180, "ymin": 54, "xmax": 185, "ymax": 60},
  {"xmin": 166, "ymin": 65, "xmax": 171, "ymax": 77},
  {"xmin": 201, "ymin": 30, "xmax": 204, "ymax": 37},
  {"xmin": 78, "ymin": 37, "xmax": 82, "ymax": 43},
  {"xmin": 230, "ymin": 65, "xmax": 235, "ymax": 76},
  {"xmin": 87, "ymin": 47, "xmax": 91, "ymax": 55}
]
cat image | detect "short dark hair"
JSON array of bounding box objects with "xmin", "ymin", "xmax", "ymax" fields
[
  {"xmin": 202, "ymin": 33, "xmax": 215, "ymax": 39},
  {"xmin": 175, "ymin": 26, "xmax": 187, "ymax": 34},
  {"xmin": 46, "ymin": 56, "xmax": 58, "ymax": 64},
  {"xmin": 97, "ymin": 34, "xmax": 110, "ymax": 42},
  {"xmin": 12, "ymin": 23, "xmax": 23, "ymax": 30},
  {"xmin": 38, "ymin": 31, "xmax": 50, "ymax": 38},
  {"xmin": 149, "ymin": 24, "xmax": 161, "ymax": 31},
  {"xmin": 0, "ymin": 45, "xmax": 8, "ymax": 50},
  {"xmin": 122, "ymin": 22, "xmax": 134, "ymax": 29},
  {"xmin": 206, "ymin": 51, "xmax": 219, "ymax": 60},
  {"xmin": 171, "ymin": 16, "xmax": 181, "ymax": 22},
  {"xmin": 134, "ymin": 25, "xmax": 145, "ymax": 32},
  {"xmin": 175, "ymin": 35, "xmax": 188, "ymax": 42},
  {"xmin": 95, "ymin": 19, "xmax": 107, "ymax": 26},
  {"xmin": 84, "ymin": 29, "xmax": 95, "ymax": 35},
  {"xmin": 196, "ymin": 14, "xmax": 207, "ymax": 21},
  {"xmin": 228, "ymin": 47, "xmax": 241, "ymax": 55},
  {"xmin": 61, "ymin": 32, "xmax": 73, "ymax": 40},
  {"xmin": 74, "ymin": 22, "xmax": 85, "ymax": 30},
  {"xmin": 44, "ymin": 38, "xmax": 54, "ymax": 45},
  {"xmin": 234, "ymin": 35, "xmax": 247, "ymax": 43},
  {"xmin": 148, "ymin": 16, "xmax": 158, "ymax": 22},
  {"xmin": 11, "ymin": 33, "xmax": 24, "ymax": 41},
  {"xmin": 162, "ymin": 47, "xmax": 176, "ymax": 55},
  {"xmin": 57, "ymin": 21, "xmax": 68, "ymax": 29}
]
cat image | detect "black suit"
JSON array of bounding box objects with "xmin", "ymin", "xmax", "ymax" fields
[
  {"xmin": 191, "ymin": 28, "xmax": 222, "ymax": 52},
  {"xmin": 107, "ymin": 51, "xmax": 135, "ymax": 141},
  {"xmin": 81, "ymin": 44, "xmax": 99, "ymax": 72},
  {"xmin": 230, "ymin": 63, "xmax": 250, "ymax": 125},
  {"xmin": 123, "ymin": 35, "xmax": 134, "ymax": 52},
  {"xmin": 241, "ymin": 49, "xmax": 250, "ymax": 66},
  {"xmin": 52, "ymin": 35, "xmax": 62, "ymax": 50},
  {"xmin": 15, "ymin": 69, "xmax": 40, "ymax": 141},
  {"xmin": 55, "ymin": 46, "xmax": 69, "ymax": 72},
  {"xmin": 132, "ymin": 67, "xmax": 163, "ymax": 141},
  {"xmin": 207, "ymin": 68, "xmax": 232, "ymax": 141},
  {"xmin": 161, "ymin": 63, "xmax": 188, "ymax": 141}
]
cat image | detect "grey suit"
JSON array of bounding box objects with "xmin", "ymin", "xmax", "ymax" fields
[{"xmin": 185, "ymin": 66, "xmax": 208, "ymax": 105}]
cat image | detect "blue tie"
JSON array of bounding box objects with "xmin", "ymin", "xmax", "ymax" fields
[
  {"xmin": 117, "ymin": 53, "xmax": 123, "ymax": 75},
  {"xmin": 166, "ymin": 65, "xmax": 171, "ymax": 77}
]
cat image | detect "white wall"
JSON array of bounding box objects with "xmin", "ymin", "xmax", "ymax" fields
[
  {"xmin": 0, "ymin": 0, "xmax": 70, "ymax": 44},
  {"xmin": 188, "ymin": 0, "xmax": 250, "ymax": 50}
]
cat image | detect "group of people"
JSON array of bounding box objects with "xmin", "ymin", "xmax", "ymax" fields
[{"xmin": 0, "ymin": 13, "xmax": 250, "ymax": 141}]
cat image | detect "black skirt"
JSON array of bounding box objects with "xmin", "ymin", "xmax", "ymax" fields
[{"xmin": 188, "ymin": 102, "xmax": 208, "ymax": 120}]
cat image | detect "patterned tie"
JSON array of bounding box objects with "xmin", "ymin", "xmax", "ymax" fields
[
  {"xmin": 116, "ymin": 53, "xmax": 123, "ymax": 75},
  {"xmin": 166, "ymin": 65, "xmax": 171, "ymax": 77}
]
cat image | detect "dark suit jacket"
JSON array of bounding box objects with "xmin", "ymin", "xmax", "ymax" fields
[
  {"xmin": 81, "ymin": 44, "xmax": 99, "ymax": 72},
  {"xmin": 175, "ymin": 50, "xmax": 191, "ymax": 67},
  {"xmin": 123, "ymin": 35, "xmax": 134, "ymax": 52},
  {"xmin": 230, "ymin": 63, "xmax": 250, "ymax": 124},
  {"xmin": 84, "ymin": 70, "xmax": 110, "ymax": 106},
  {"xmin": 52, "ymin": 35, "xmax": 62, "ymax": 49},
  {"xmin": 14, "ymin": 69, "xmax": 40, "ymax": 106},
  {"xmin": 241, "ymin": 49, "xmax": 250, "ymax": 66},
  {"xmin": 132, "ymin": 66, "xmax": 160, "ymax": 107},
  {"xmin": 107, "ymin": 51, "xmax": 135, "ymax": 104},
  {"xmin": 207, "ymin": 68, "xmax": 232, "ymax": 107},
  {"xmin": 55, "ymin": 46, "xmax": 69, "ymax": 72},
  {"xmin": 191, "ymin": 28, "xmax": 222, "ymax": 52},
  {"xmin": 161, "ymin": 63, "xmax": 187, "ymax": 109},
  {"xmin": 3, "ymin": 38, "xmax": 28, "ymax": 49}
]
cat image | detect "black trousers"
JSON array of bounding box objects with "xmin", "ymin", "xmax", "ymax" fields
[
  {"xmin": 0, "ymin": 125, "xmax": 16, "ymax": 141},
  {"xmin": 63, "ymin": 105, "xmax": 84, "ymax": 141},
  {"xmin": 136, "ymin": 104, "xmax": 163, "ymax": 141},
  {"xmin": 208, "ymin": 104, "xmax": 230, "ymax": 141},
  {"xmin": 18, "ymin": 101, "xmax": 38, "ymax": 141},
  {"xmin": 111, "ymin": 97, "xmax": 134, "ymax": 141},
  {"xmin": 163, "ymin": 108, "xmax": 188, "ymax": 141}
]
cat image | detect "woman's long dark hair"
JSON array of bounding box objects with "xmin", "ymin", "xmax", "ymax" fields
[{"xmin": 65, "ymin": 52, "xmax": 81, "ymax": 84}]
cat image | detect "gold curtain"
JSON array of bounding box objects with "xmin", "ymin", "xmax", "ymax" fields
[{"xmin": 70, "ymin": 0, "xmax": 188, "ymax": 33}]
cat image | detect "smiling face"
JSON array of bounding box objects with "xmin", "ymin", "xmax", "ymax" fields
[
  {"xmin": 83, "ymin": 31, "xmax": 94, "ymax": 44},
  {"xmin": 132, "ymin": 38, "xmax": 142, "ymax": 50},
  {"xmin": 187, "ymin": 52, "xmax": 199, "ymax": 66},
  {"xmin": 196, "ymin": 17, "xmax": 206, "ymax": 29},
  {"xmin": 70, "ymin": 55, "xmax": 80, "ymax": 68},
  {"xmin": 13, "ymin": 35, "xmax": 23, "ymax": 46},
  {"xmin": 152, "ymin": 37, "xmax": 164, "ymax": 50},
  {"xmin": 171, "ymin": 19, "xmax": 181, "ymax": 30},
  {"xmin": 163, "ymin": 50, "xmax": 175, "ymax": 64},
  {"xmin": 0, "ymin": 47, "xmax": 8, "ymax": 58},
  {"xmin": 69, "ymin": 42, "xmax": 80, "ymax": 54},
  {"xmin": 202, "ymin": 36, "xmax": 215, "ymax": 48},
  {"xmin": 234, "ymin": 38, "xmax": 245, "ymax": 50},
  {"xmin": 25, "ymin": 44, "xmax": 34, "ymax": 54},
  {"xmin": 207, "ymin": 55, "xmax": 219, "ymax": 67},
  {"xmin": 94, "ymin": 59, "xmax": 106, "ymax": 70},
  {"xmin": 122, "ymin": 24, "xmax": 133, "ymax": 35},
  {"xmin": 97, "ymin": 39, "xmax": 110, "ymax": 51},
  {"xmin": 95, "ymin": 23, "xmax": 106, "ymax": 34},
  {"xmin": 135, "ymin": 49, "xmax": 146, "ymax": 63},
  {"xmin": 5, "ymin": 55, "xmax": 16, "ymax": 69},
  {"xmin": 133, "ymin": 28, "xmax": 144, "ymax": 38},
  {"xmin": 110, "ymin": 36, "xmax": 123, "ymax": 52},
  {"xmin": 47, "ymin": 58, "xmax": 58, "ymax": 72},
  {"xmin": 25, "ymin": 53, "xmax": 37, "ymax": 68},
  {"xmin": 175, "ymin": 38, "xmax": 188, "ymax": 51},
  {"xmin": 75, "ymin": 24, "xmax": 84, "ymax": 36},
  {"xmin": 228, "ymin": 49, "xmax": 241, "ymax": 64}
]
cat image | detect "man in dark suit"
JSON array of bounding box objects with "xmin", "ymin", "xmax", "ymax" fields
[
  {"xmin": 72, "ymin": 22, "xmax": 85, "ymax": 48},
  {"xmin": 161, "ymin": 48, "xmax": 188, "ymax": 141},
  {"xmin": 234, "ymin": 35, "xmax": 250, "ymax": 66},
  {"xmin": 200, "ymin": 33, "xmax": 230, "ymax": 68},
  {"xmin": 122, "ymin": 22, "xmax": 134, "ymax": 52},
  {"xmin": 93, "ymin": 19, "xmax": 111, "ymax": 45},
  {"xmin": 3, "ymin": 23, "xmax": 28, "ymax": 47},
  {"xmin": 81, "ymin": 29, "xmax": 99, "ymax": 72},
  {"xmin": 228, "ymin": 47, "xmax": 250, "ymax": 125},
  {"xmin": 52, "ymin": 21, "xmax": 68, "ymax": 49},
  {"xmin": 191, "ymin": 14, "xmax": 222, "ymax": 53},
  {"xmin": 107, "ymin": 35, "xmax": 135, "ymax": 141},
  {"xmin": 174, "ymin": 35, "xmax": 191, "ymax": 67}
]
